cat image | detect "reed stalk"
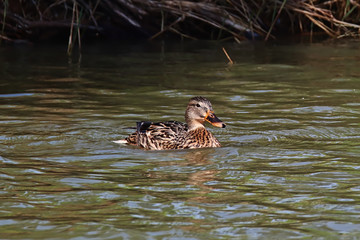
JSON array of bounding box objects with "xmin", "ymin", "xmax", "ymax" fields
[
  {"xmin": 0, "ymin": 0, "xmax": 8, "ymax": 44},
  {"xmin": 67, "ymin": 1, "xmax": 83, "ymax": 55},
  {"xmin": 67, "ymin": 1, "xmax": 76, "ymax": 55}
]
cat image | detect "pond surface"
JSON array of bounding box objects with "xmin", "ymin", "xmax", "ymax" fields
[{"xmin": 1, "ymin": 40, "xmax": 360, "ymax": 239}]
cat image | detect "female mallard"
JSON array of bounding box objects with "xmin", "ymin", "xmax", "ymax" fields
[{"xmin": 117, "ymin": 96, "xmax": 226, "ymax": 150}]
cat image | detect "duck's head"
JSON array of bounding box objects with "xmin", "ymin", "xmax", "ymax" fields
[{"xmin": 185, "ymin": 96, "xmax": 226, "ymax": 130}]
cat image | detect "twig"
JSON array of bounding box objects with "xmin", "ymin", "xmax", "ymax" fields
[
  {"xmin": 149, "ymin": 15, "xmax": 184, "ymax": 40},
  {"xmin": 265, "ymin": 0, "xmax": 287, "ymax": 41},
  {"xmin": 27, "ymin": 21, "xmax": 100, "ymax": 30},
  {"xmin": 222, "ymin": 47, "xmax": 233, "ymax": 65},
  {"xmin": 169, "ymin": 27, "xmax": 197, "ymax": 40},
  {"xmin": 0, "ymin": 33, "xmax": 13, "ymax": 41}
]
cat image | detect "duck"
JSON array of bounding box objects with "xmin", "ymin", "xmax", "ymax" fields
[{"xmin": 116, "ymin": 96, "xmax": 226, "ymax": 150}]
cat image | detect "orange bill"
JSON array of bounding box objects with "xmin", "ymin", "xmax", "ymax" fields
[{"xmin": 205, "ymin": 110, "xmax": 226, "ymax": 128}]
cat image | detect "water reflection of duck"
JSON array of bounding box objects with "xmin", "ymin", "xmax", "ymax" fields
[{"xmin": 116, "ymin": 96, "xmax": 226, "ymax": 150}]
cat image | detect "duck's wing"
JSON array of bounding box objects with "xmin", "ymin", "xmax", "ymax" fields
[{"xmin": 136, "ymin": 121, "xmax": 188, "ymax": 150}]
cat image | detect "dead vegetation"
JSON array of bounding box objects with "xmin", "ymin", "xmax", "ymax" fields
[{"xmin": 1, "ymin": 0, "xmax": 360, "ymax": 46}]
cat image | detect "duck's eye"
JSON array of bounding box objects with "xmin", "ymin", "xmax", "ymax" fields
[{"xmin": 196, "ymin": 103, "xmax": 201, "ymax": 107}]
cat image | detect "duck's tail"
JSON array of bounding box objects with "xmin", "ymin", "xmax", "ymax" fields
[
  {"xmin": 114, "ymin": 124, "xmax": 146, "ymax": 145},
  {"xmin": 113, "ymin": 139, "xmax": 128, "ymax": 144}
]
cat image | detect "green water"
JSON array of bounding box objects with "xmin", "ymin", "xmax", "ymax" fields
[{"xmin": 1, "ymin": 40, "xmax": 360, "ymax": 239}]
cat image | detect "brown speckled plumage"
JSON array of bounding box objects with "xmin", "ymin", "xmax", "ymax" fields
[{"xmin": 122, "ymin": 96, "xmax": 226, "ymax": 150}]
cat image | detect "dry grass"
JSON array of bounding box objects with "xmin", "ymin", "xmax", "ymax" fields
[{"xmin": 1, "ymin": 0, "xmax": 359, "ymax": 47}]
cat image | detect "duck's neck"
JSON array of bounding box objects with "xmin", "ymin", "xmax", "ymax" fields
[
  {"xmin": 187, "ymin": 120, "xmax": 205, "ymax": 131},
  {"xmin": 185, "ymin": 107, "xmax": 206, "ymax": 131}
]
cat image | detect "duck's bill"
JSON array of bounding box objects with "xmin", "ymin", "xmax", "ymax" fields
[{"xmin": 205, "ymin": 111, "xmax": 226, "ymax": 128}]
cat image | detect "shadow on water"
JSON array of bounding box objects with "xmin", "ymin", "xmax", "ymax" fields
[{"xmin": 1, "ymin": 40, "xmax": 360, "ymax": 239}]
